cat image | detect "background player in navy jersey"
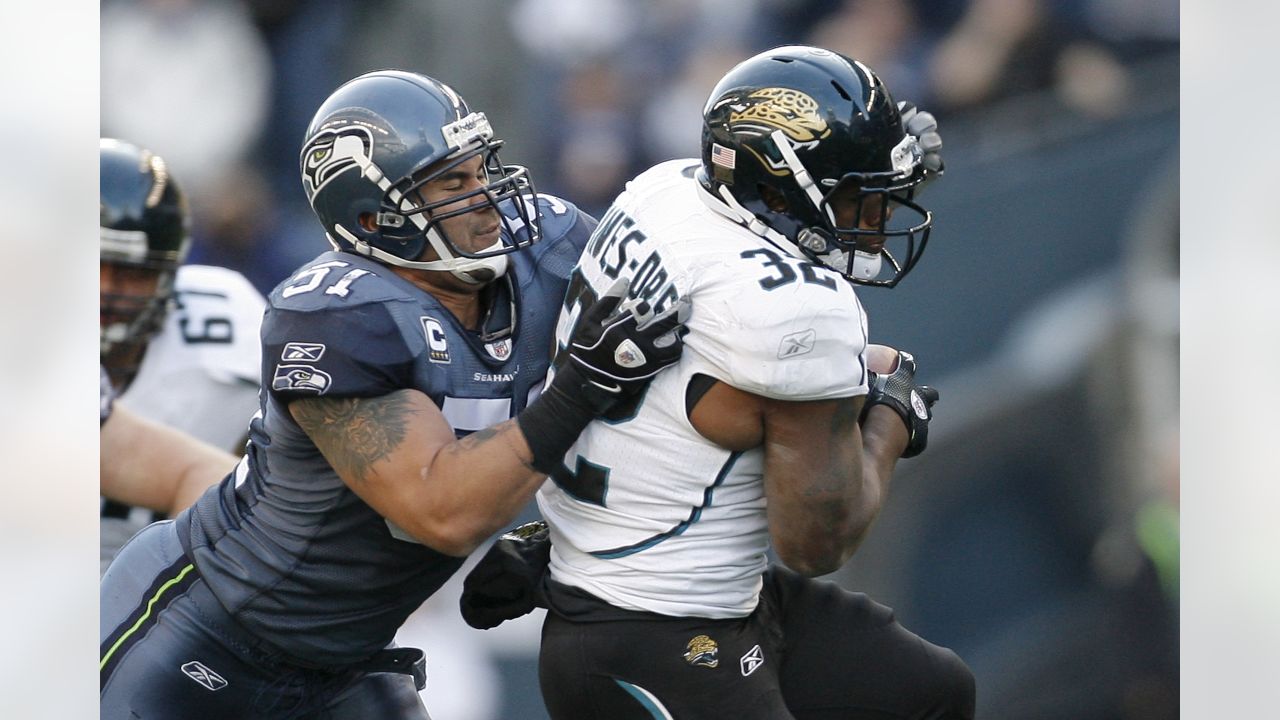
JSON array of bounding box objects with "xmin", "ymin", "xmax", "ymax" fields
[
  {"xmin": 101, "ymin": 70, "xmax": 687, "ymax": 719},
  {"xmin": 464, "ymin": 46, "xmax": 974, "ymax": 719}
]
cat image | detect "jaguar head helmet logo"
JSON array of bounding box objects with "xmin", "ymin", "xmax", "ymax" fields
[{"xmin": 721, "ymin": 87, "xmax": 831, "ymax": 176}]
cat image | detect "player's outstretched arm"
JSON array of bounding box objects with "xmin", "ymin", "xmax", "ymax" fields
[
  {"xmin": 292, "ymin": 389, "xmax": 543, "ymax": 557},
  {"xmin": 293, "ymin": 282, "xmax": 689, "ymax": 558},
  {"xmin": 101, "ymin": 404, "xmax": 240, "ymax": 514}
]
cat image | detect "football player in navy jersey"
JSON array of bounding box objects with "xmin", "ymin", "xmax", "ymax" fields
[{"xmin": 101, "ymin": 70, "xmax": 687, "ymax": 719}]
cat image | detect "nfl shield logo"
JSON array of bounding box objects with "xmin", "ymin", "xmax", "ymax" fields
[{"xmin": 485, "ymin": 338, "xmax": 512, "ymax": 360}]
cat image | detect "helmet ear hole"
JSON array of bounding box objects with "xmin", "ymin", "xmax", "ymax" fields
[{"xmin": 358, "ymin": 212, "xmax": 378, "ymax": 232}]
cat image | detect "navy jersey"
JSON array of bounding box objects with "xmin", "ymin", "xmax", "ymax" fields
[{"xmin": 177, "ymin": 195, "xmax": 594, "ymax": 666}]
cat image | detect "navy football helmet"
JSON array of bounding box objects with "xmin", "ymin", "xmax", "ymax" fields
[
  {"xmin": 699, "ymin": 46, "xmax": 932, "ymax": 287},
  {"xmin": 300, "ymin": 70, "xmax": 541, "ymax": 283},
  {"xmin": 100, "ymin": 138, "xmax": 190, "ymax": 382}
]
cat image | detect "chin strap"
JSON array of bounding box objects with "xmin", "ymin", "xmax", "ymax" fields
[
  {"xmin": 770, "ymin": 129, "xmax": 836, "ymax": 228},
  {"xmin": 696, "ymin": 174, "xmax": 882, "ymax": 281},
  {"xmin": 430, "ymin": 239, "xmax": 510, "ymax": 285},
  {"xmin": 848, "ymin": 250, "xmax": 883, "ymax": 281},
  {"xmin": 695, "ymin": 179, "xmax": 807, "ymax": 262},
  {"xmin": 770, "ymin": 131, "xmax": 888, "ymax": 282}
]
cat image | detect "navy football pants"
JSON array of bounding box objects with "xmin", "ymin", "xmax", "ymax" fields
[{"xmin": 100, "ymin": 521, "xmax": 429, "ymax": 720}]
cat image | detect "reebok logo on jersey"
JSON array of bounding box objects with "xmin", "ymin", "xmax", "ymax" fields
[
  {"xmin": 740, "ymin": 645, "xmax": 765, "ymax": 676},
  {"xmin": 777, "ymin": 329, "xmax": 816, "ymax": 359},
  {"xmin": 683, "ymin": 635, "xmax": 719, "ymax": 668},
  {"xmin": 281, "ymin": 342, "xmax": 326, "ymax": 362},
  {"xmin": 181, "ymin": 661, "xmax": 227, "ymax": 691},
  {"xmin": 272, "ymin": 364, "xmax": 331, "ymax": 394},
  {"xmin": 421, "ymin": 317, "xmax": 451, "ymax": 364}
]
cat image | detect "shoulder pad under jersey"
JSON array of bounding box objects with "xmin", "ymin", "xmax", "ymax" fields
[
  {"xmin": 690, "ymin": 255, "xmax": 870, "ymax": 401},
  {"xmin": 269, "ymin": 251, "xmax": 417, "ymax": 312},
  {"xmin": 264, "ymin": 254, "xmax": 419, "ymax": 400},
  {"xmin": 508, "ymin": 194, "xmax": 597, "ymax": 279}
]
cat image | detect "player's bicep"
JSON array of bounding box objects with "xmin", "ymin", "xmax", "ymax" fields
[
  {"xmin": 687, "ymin": 375, "xmax": 766, "ymax": 452},
  {"xmin": 289, "ymin": 390, "xmax": 454, "ymax": 507}
]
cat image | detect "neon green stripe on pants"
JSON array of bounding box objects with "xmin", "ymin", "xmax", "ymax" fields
[{"xmin": 100, "ymin": 563, "xmax": 195, "ymax": 670}]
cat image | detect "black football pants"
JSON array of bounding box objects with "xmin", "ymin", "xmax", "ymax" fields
[{"xmin": 539, "ymin": 565, "xmax": 975, "ymax": 719}]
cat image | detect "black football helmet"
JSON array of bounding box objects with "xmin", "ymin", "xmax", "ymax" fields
[
  {"xmin": 699, "ymin": 46, "xmax": 932, "ymax": 287},
  {"xmin": 100, "ymin": 138, "xmax": 191, "ymax": 380},
  {"xmin": 300, "ymin": 70, "xmax": 541, "ymax": 283}
]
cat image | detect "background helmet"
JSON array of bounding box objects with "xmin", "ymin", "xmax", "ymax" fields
[
  {"xmin": 300, "ymin": 70, "xmax": 541, "ymax": 283},
  {"xmin": 100, "ymin": 138, "xmax": 190, "ymax": 375},
  {"xmin": 699, "ymin": 45, "xmax": 931, "ymax": 287}
]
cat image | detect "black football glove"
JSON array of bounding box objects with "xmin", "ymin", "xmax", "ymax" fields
[
  {"xmin": 556, "ymin": 277, "xmax": 690, "ymax": 414},
  {"xmin": 897, "ymin": 101, "xmax": 944, "ymax": 178},
  {"xmin": 518, "ymin": 278, "xmax": 690, "ymax": 473},
  {"xmin": 460, "ymin": 521, "xmax": 551, "ymax": 630},
  {"xmin": 862, "ymin": 350, "xmax": 940, "ymax": 458}
]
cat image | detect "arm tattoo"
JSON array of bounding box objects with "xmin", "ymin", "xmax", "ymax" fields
[{"xmin": 293, "ymin": 392, "xmax": 420, "ymax": 483}]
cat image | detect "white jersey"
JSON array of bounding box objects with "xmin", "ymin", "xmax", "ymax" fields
[
  {"xmin": 120, "ymin": 264, "xmax": 265, "ymax": 450},
  {"xmin": 102, "ymin": 264, "xmax": 264, "ymax": 574},
  {"xmin": 537, "ymin": 160, "xmax": 870, "ymax": 618}
]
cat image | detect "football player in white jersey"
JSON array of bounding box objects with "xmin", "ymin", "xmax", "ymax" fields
[
  {"xmin": 463, "ymin": 46, "xmax": 974, "ymax": 719},
  {"xmin": 100, "ymin": 139, "xmax": 264, "ymax": 573}
]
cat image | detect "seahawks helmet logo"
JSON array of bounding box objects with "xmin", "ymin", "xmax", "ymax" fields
[{"xmin": 300, "ymin": 123, "xmax": 378, "ymax": 203}]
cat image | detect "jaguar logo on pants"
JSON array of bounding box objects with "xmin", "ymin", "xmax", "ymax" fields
[{"xmin": 683, "ymin": 635, "xmax": 719, "ymax": 668}]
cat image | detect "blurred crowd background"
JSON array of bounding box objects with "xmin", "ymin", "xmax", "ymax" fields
[
  {"xmin": 0, "ymin": 0, "xmax": 1270, "ymax": 717},
  {"xmin": 101, "ymin": 0, "xmax": 1179, "ymax": 298},
  {"xmin": 94, "ymin": 0, "xmax": 1187, "ymax": 718}
]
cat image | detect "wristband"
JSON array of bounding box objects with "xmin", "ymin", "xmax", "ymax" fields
[{"xmin": 516, "ymin": 364, "xmax": 599, "ymax": 474}]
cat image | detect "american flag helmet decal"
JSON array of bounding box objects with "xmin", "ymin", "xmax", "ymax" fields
[{"xmin": 711, "ymin": 143, "xmax": 736, "ymax": 169}]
